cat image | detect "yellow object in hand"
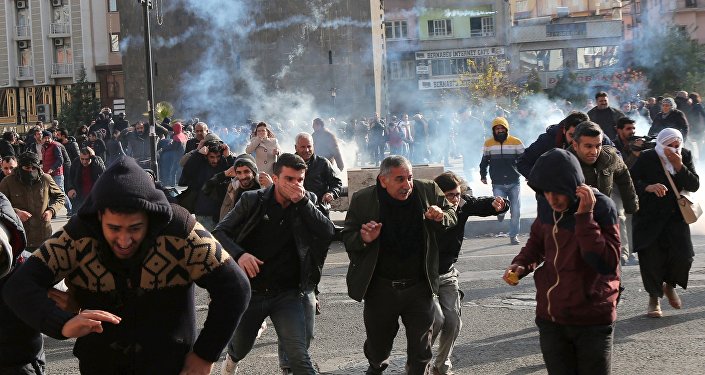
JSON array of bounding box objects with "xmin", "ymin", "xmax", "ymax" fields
[{"xmin": 506, "ymin": 271, "xmax": 519, "ymax": 285}]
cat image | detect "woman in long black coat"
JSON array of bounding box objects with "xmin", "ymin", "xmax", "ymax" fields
[{"xmin": 630, "ymin": 128, "xmax": 699, "ymax": 318}]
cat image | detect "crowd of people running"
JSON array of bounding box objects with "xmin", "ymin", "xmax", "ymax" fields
[{"xmin": 0, "ymin": 87, "xmax": 701, "ymax": 375}]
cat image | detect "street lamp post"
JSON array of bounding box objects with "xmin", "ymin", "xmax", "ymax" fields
[
  {"xmin": 331, "ymin": 87, "xmax": 337, "ymax": 117},
  {"xmin": 139, "ymin": 0, "xmax": 159, "ymax": 181}
]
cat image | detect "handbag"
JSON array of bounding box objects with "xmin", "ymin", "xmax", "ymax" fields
[{"xmin": 661, "ymin": 161, "xmax": 703, "ymax": 224}]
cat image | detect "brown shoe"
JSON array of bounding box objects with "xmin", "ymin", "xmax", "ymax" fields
[
  {"xmin": 647, "ymin": 297, "xmax": 663, "ymax": 318},
  {"xmin": 663, "ymin": 283, "xmax": 682, "ymax": 309}
]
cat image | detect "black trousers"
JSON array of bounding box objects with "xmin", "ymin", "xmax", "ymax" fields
[
  {"xmin": 363, "ymin": 278, "xmax": 434, "ymax": 375},
  {"xmin": 536, "ymin": 318, "xmax": 614, "ymax": 375}
]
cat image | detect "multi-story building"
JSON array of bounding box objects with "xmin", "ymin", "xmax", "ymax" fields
[
  {"xmin": 508, "ymin": 0, "xmax": 624, "ymax": 92},
  {"xmin": 0, "ymin": 0, "xmax": 124, "ymax": 130},
  {"xmin": 118, "ymin": 0, "xmax": 384, "ymax": 125},
  {"xmin": 643, "ymin": 0, "xmax": 705, "ymax": 43},
  {"xmin": 384, "ymin": 0, "xmax": 510, "ymax": 113}
]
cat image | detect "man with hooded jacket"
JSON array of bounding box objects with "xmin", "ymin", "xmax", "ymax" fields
[
  {"xmin": 3, "ymin": 156, "xmax": 251, "ymax": 374},
  {"xmin": 503, "ymin": 148, "xmax": 620, "ymax": 375},
  {"xmin": 480, "ymin": 117, "xmax": 524, "ymax": 245}
]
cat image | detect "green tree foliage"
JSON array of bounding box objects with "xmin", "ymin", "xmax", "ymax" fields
[
  {"xmin": 633, "ymin": 27, "xmax": 705, "ymax": 96},
  {"xmin": 526, "ymin": 69, "xmax": 543, "ymax": 94},
  {"xmin": 57, "ymin": 68, "xmax": 101, "ymax": 132}
]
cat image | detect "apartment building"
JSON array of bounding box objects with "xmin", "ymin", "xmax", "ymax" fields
[
  {"xmin": 0, "ymin": 0, "xmax": 123, "ymax": 129},
  {"xmin": 643, "ymin": 0, "xmax": 705, "ymax": 43},
  {"xmin": 384, "ymin": 0, "xmax": 510, "ymax": 112}
]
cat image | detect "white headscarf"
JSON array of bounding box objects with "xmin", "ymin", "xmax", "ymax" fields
[{"xmin": 654, "ymin": 128, "xmax": 683, "ymax": 175}]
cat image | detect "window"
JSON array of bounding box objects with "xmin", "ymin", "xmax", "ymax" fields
[
  {"xmin": 384, "ymin": 20, "xmax": 408, "ymax": 39},
  {"xmin": 428, "ymin": 19, "xmax": 452, "ymax": 37},
  {"xmin": 576, "ymin": 46, "xmax": 619, "ymax": 69},
  {"xmin": 470, "ymin": 16, "xmax": 494, "ymax": 37},
  {"xmin": 430, "ymin": 58, "xmax": 472, "ymax": 76},
  {"xmin": 55, "ymin": 39, "xmax": 72, "ymax": 64},
  {"xmin": 519, "ymin": 49, "xmax": 564, "ymax": 72},
  {"xmin": 389, "ymin": 60, "xmax": 415, "ymax": 80},
  {"xmin": 110, "ymin": 33, "xmax": 120, "ymax": 52},
  {"xmin": 0, "ymin": 89, "xmax": 9, "ymax": 118},
  {"xmin": 108, "ymin": 0, "xmax": 118, "ymax": 12}
]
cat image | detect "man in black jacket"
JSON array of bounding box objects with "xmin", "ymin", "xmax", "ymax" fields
[
  {"xmin": 294, "ymin": 132, "xmax": 342, "ymax": 216},
  {"xmin": 3, "ymin": 156, "xmax": 250, "ymax": 374},
  {"xmin": 213, "ymin": 153, "xmax": 334, "ymax": 375},
  {"xmin": 430, "ymin": 171, "xmax": 507, "ymax": 375},
  {"xmin": 179, "ymin": 141, "xmax": 233, "ymax": 230},
  {"xmin": 587, "ymin": 92, "xmax": 625, "ymax": 141}
]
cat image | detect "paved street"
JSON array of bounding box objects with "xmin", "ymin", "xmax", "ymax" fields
[{"xmin": 42, "ymin": 214, "xmax": 705, "ymax": 374}]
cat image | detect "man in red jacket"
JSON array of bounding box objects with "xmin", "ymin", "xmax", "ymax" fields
[{"xmin": 503, "ymin": 148, "xmax": 620, "ymax": 375}]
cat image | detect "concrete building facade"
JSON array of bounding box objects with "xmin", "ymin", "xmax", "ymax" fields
[
  {"xmin": 643, "ymin": 0, "xmax": 705, "ymax": 43},
  {"xmin": 384, "ymin": 0, "xmax": 511, "ymax": 113},
  {"xmin": 118, "ymin": 0, "xmax": 384, "ymax": 125},
  {"xmin": 0, "ymin": 0, "xmax": 124, "ymax": 130}
]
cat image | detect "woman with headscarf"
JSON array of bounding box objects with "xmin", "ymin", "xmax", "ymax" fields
[
  {"xmin": 649, "ymin": 97, "xmax": 690, "ymax": 140},
  {"xmin": 630, "ymin": 128, "xmax": 699, "ymax": 318},
  {"xmin": 245, "ymin": 121, "xmax": 280, "ymax": 175}
]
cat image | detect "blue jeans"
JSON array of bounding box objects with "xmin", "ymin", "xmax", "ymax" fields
[
  {"xmin": 227, "ymin": 289, "xmax": 317, "ymax": 374},
  {"xmin": 493, "ymin": 182, "xmax": 520, "ymax": 238},
  {"xmin": 52, "ymin": 175, "xmax": 72, "ymax": 214},
  {"xmin": 278, "ymin": 288, "xmax": 316, "ymax": 369},
  {"xmin": 431, "ymin": 268, "xmax": 462, "ymax": 374}
]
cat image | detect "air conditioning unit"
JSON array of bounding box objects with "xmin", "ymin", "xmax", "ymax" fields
[
  {"xmin": 54, "ymin": 38, "xmax": 64, "ymax": 46},
  {"xmin": 36, "ymin": 104, "xmax": 51, "ymax": 122},
  {"xmin": 16, "ymin": 0, "xmax": 27, "ymax": 9},
  {"xmin": 18, "ymin": 40, "xmax": 29, "ymax": 49},
  {"xmin": 51, "ymin": 0, "xmax": 62, "ymax": 7}
]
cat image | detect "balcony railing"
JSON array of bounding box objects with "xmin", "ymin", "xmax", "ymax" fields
[
  {"xmin": 16, "ymin": 25, "xmax": 30, "ymax": 38},
  {"xmin": 49, "ymin": 23, "xmax": 70, "ymax": 35},
  {"xmin": 17, "ymin": 65, "xmax": 33, "ymax": 79},
  {"xmin": 51, "ymin": 63, "xmax": 73, "ymax": 76}
]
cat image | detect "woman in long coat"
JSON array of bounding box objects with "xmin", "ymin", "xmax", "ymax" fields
[
  {"xmin": 245, "ymin": 122, "xmax": 279, "ymax": 175},
  {"xmin": 630, "ymin": 128, "xmax": 699, "ymax": 318}
]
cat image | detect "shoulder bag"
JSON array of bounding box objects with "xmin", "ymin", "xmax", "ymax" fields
[{"xmin": 662, "ymin": 161, "xmax": 702, "ymax": 224}]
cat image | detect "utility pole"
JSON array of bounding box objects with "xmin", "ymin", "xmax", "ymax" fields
[{"xmin": 139, "ymin": 0, "xmax": 159, "ymax": 180}]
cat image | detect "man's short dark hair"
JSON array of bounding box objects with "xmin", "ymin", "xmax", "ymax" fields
[
  {"xmin": 2, "ymin": 155, "xmax": 17, "ymax": 163},
  {"xmin": 206, "ymin": 142, "xmax": 223, "ymax": 155},
  {"xmin": 434, "ymin": 171, "xmax": 461, "ymax": 192},
  {"xmin": 80, "ymin": 147, "xmax": 93, "ymax": 156},
  {"xmin": 595, "ymin": 91, "xmax": 608, "ymax": 100},
  {"xmin": 559, "ymin": 111, "xmax": 589, "ymax": 130},
  {"xmin": 616, "ymin": 117, "xmax": 636, "ymax": 129},
  {"xmin": 379, "ymin": 155, "xmax": 411, "ymax": 177},
  {"xmin": 2, "ymin": 131, "xmax": 14, "ymax": 141},
  {"xmin": 88, "ymin": 131, "xmax": 98, "ymax": 137},
  {"xmin": 573, "ymin": 121, "xmax": 604, "ymax": 143},
  {"xmin": 273, "ymin": 153, "xmax": 307, "ymax": 176},
  {"xmin": 58, "ymin": 128, "xmax": 69, "ymax": 138},
  {"xmin": 313, "ymin": 118, "xmax": 325, "ymax": 127}
]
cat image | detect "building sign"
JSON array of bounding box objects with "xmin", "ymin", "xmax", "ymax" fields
[
  {"xmin": 416, "ymin": 65, "xmax": 429, "ymax": 74},
  {"xmin": 546, "ymin": 23, "xmax": 586, "ymax": 38},
  {"xmin": 545, "ymin": 68, "xmax": 624, "ymax": 87},
  {"xmin": 418, "ymin": 76, "xmax": 479, "ymax": 90},
  {"xmin": 415, "ymin": 47, "xmax": 505, "ymax": 60}
]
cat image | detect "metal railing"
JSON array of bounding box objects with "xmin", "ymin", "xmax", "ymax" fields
[
  {"xmin": 17, "ymin": 65, "xmax": 33, "ymax": 78},
  {"xmin": 51, "ymin": 63, "xmax": 73, "ymax": 76},
  {"xmin": 50, "ymin": 23, "xmax": 70, "ymax": 35},
  {"xmin": 16, "ymin": 25, "xmax": 30, "ymax": 38}
]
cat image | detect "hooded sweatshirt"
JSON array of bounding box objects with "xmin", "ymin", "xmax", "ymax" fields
[
  {"xmin": 3, "ymin": 156, "xmax": 250, "ymax": 374},
  {"xmin": 480, "ymin": 122, "xmax": 524, "ymax": 185},
  {"xmin": 512, "ymin": 148, "xmax": 620, "ymax": 325}
]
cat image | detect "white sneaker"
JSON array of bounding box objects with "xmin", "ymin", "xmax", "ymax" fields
[
  {"xmin": 221, "ymin": 354, "xmax": 238, "ymax": 375},
  {"xmin": 256, "ymin": 321, "xmax": 267, "ymax": 338}
]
